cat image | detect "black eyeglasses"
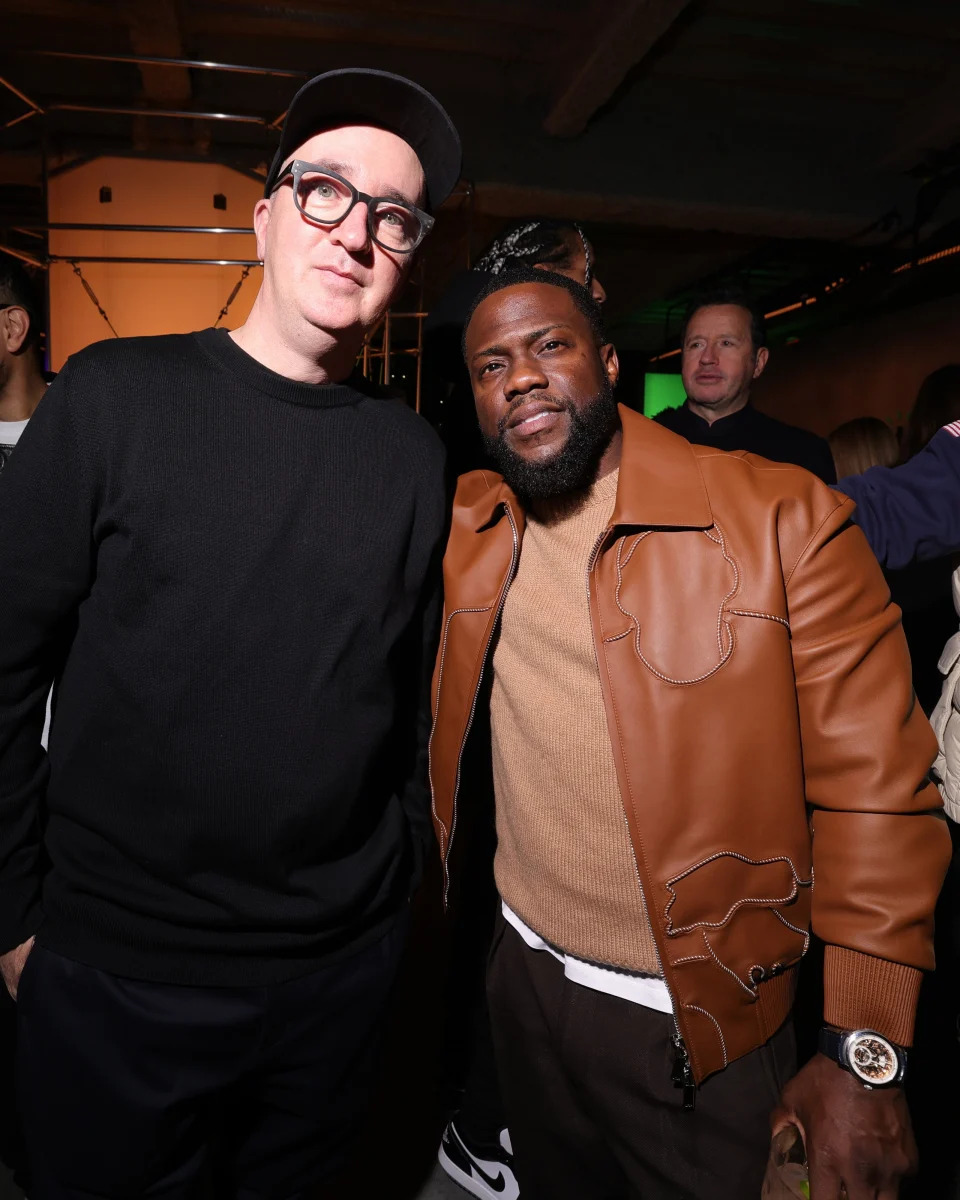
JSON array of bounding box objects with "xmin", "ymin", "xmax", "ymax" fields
[{"xmin": 271, "ymin": 160, "xmax": 434, "ymax": 254}]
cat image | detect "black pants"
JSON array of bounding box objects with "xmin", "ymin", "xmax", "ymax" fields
[
  {"xmin": 440, "ymin": 772, "xmax": 506, "ymax": 1147},
  {"xmin": 487, "ymin": 919, "xmax": 796, "ymax": 1200},
  {"xmin": 16, "ymin": 915, "xmax": 408, "ymax": 1200}
]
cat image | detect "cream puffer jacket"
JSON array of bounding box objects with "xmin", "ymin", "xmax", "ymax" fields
[{"xmin": 931, "ymin": 566, "xmax": 960, "ymax": 822}]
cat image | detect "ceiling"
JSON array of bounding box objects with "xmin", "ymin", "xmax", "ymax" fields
[{"xmin": 4, "ymin": 0, "xmax": 960, "ymax": 354}]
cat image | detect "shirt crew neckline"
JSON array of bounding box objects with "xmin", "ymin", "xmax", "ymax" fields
[
  {"xmin": 680, "ymin": 401, "xmax": 758, "ymax": 435},
  {"xmin": 192, "ymin": 326, "xmax": 371, "ymax": 409},
  {"xmin": 528, "ymin": 466, "xmax": 620, "ymax": 528}
]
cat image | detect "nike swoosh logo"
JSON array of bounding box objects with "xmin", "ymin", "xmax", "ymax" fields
[
  {"xmin": 471, "ymin": 1162, "xmax": 507, "ymax": 1192},
  {"xmin": 449, "ymin": 1127, "xmax": 518, "ymax": 1198}
]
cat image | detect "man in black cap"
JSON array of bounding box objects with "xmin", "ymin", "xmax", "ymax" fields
[{"xmin": 0, "ymin": 69, "xmax": 459, "ymax": 1197}]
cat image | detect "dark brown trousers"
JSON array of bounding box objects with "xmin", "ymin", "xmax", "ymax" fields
[{"xmin": 487, "ymin": 918, "xmax": 796, "ymax": 1200}]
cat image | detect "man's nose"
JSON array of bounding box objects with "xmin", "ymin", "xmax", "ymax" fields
[
  {"xmin": 504, "ymin": 358, "xmax": 548, "ymax": 401},
  {"xmin": 699, "ymin": 341, "xmax": 718, "ymax": 364},
  {"xmin": 328, "ymin": 202, "xmax": 371, "ymax": 253}
]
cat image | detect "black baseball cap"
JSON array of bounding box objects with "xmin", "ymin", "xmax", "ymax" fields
[{"xmin": 264, "ymin": 68, "xmax": 461, "ymax": 211}]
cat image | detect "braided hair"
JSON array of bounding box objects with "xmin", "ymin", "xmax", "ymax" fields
[{"xmin": 474, "ymin": 218, "xmax": 594, "ymax": 289}]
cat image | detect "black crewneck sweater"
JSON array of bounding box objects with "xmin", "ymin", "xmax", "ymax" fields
[{"xmin": 0, "ymin": 328, "xmax": 445, "ymax": 984}]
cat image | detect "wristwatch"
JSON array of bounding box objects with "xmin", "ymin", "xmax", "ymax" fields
[{"xmin": 818, "ymin": 1027, "xmax": 907, "ymax": 1088}]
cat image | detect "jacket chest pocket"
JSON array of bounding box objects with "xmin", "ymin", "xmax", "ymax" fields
[
  {"xmin": 597, "ymin": 527, "xmax": 739, "ymax": 684},
  {"xmin": 663, "ymin": 852, "xmax": 812, "ymax": 999},
  {"xmin": 595, "ymin": 526, "xmax": 791, "ymax": 686}
]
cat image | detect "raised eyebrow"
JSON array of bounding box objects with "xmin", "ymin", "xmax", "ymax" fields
[
  {"xmin": 377, "ymin": 187, "xmax": 419, "ymax": 207},
  {"xmin": 526, "ymin": 323, "xmax": 567, "ymax": 342},
  {"xmin": 307, "ymin": 159, "xmax": 350, "ymax": 177},
  {"xmin": 304, "ymin": 161, "xmax": 418, "ymax": 207},
  {"xmin": 472, "ymin": 342, "xmax": 510, "ymax": 363},
  {"xmin": 471, "ymin": 323, "xmax": 571, "ymax": 363}
]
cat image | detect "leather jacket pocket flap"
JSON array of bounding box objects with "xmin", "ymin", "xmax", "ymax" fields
[
  {"xmin": 664, "ymin": 852, "xmax": 809, "ymax": 937},
  {"xmin": 699, "ymin": 904, "xmax": 809, "ymax": 994}
]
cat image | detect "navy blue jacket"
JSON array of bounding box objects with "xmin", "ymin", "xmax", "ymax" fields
[{"xmin": 835, "ymin": 426, "xmax": 960, "ymax": 570}]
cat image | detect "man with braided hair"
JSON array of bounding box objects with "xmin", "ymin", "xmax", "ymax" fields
[
  {"xmin": 432, "ymin": 218, "xmax": 606, "ymax": 1199},
  {"xmin": 425, "ymin": 218, "xmax": 606, "ymax": 483},
  {"xmin": 473, "ymin": 218, "xmax": 606, "ymax": 304}
]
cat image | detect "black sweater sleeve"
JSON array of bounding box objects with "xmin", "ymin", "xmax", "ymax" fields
[
  {"xmin": 0, "ymin": 364, "xmax": 96, "ymax": 952},
  {"xmin": 394, "ymin": 465, "xmax": 447, "ymax": 893}
]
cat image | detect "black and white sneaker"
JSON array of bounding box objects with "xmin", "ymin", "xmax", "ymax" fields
[{"xmin": 438, "ymin": 1120, "xmax": 519, "ymax": 1199}]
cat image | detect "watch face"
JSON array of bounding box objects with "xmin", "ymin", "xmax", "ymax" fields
[{"xmin": 845, "ymin": 1032, "xmax": 900, "ymax": 1086}]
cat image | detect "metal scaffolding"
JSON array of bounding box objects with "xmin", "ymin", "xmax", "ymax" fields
[{"xmin": 1, "ymin": 51, "xmax": 475, "ymax": 406}]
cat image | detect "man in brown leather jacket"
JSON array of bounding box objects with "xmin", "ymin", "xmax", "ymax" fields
[{"xmin": 429, "ymin": 266, "xmax": 951, "ymax": 1200}]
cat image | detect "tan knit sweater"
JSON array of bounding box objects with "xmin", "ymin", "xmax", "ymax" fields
[{"xmin": 491, "ymin": 468, "xmax": 661, "ymax": 975}]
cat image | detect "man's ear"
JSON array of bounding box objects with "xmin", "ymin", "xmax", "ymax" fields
[
  {"xmin": 600, "ymin": 341, "xmax": 620, "ymax": 389},
  {"xmin": 253, "ymin": 197, "xmax": 272, "ymax": 262},
  {"xmin": 753, "ymin": 346, "xmax": 770, "ymax": 379},
  {"xmin": 1, "ymin": 307, "xmax": 31, "ymax": 355}
]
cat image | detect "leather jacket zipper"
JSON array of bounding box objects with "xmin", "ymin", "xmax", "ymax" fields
[
  {"xmin": 587, "ymin": 528, "xmax": 695, "ymax": 1110},
  {"xmin": 436, "ymin": 504, "xmax": 520, "ymax": 907}
]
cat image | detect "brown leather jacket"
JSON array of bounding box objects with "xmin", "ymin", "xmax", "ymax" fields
[{"xmin": 430, "ymin": 407, "xmax": 951, "ymax": 1083}]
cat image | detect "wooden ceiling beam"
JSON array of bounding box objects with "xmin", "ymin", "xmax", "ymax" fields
[
  {"xmin": 2, "ymin": 0, "xmax": 114, "ymax": 17},
  {"xmin": 543, "ymin": 0, "xmax": 695, "ymax": 138},
  {"xmin": 714, "ymin": 0, "xmax": 960, "ymax": 43},
  {"xmin": 182, "ymin": 12, "xmax": 559, "ymax": 64},
  {"xmin": 654, "ymin": 59, "xmax": 908, "ymax": 104},
  {"xmin": 193, "ymin": 0, "xmax": 559, "ymax": 33},
  {"xmin": 472, "ymin": 181, "xmax": 862, "ymax": 240},
  {"xmin": 121, "ymin": 1, "xmax": 191, "ymax": 106}
]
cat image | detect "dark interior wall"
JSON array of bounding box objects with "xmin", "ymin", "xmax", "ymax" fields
[{"xmin": 753, "ymin": 295, "xmax": 960, "ymax": 438}]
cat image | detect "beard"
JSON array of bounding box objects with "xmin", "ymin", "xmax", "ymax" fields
[{"xmin": 482, "ymin": 379, "xmax": 619, "ymax": 507}]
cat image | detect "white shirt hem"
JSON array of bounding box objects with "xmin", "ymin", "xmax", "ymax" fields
[{"xmin": 501, "ymin": 901, "xmax": 674, "ymax": 1015}]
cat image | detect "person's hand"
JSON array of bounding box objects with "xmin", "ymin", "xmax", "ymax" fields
[
  {"xmin": 771, "ymin": 1052, "xmax": 917, "ymax": 1199},
  {"xmin": 0, "ymin": 936, "xmax": 34, "ymax": 1001}
]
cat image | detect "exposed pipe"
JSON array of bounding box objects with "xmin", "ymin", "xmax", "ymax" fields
[
  {"xmin": 0, "ymin": 73, "xmax": 44, "ymax": 114},
  {"xmin": 30, "ymin": 223, "xmax": 255, "ymax": 235},
  {"xmin": 47, "ymin": 103, "xmax": 267, "ymax": 125},
  {"xmin": 32, "ymin": 51, "xmax": 308, "ymax": 79},
  {"xmin": 0, "ymin": 244, "xmax": 47, "ymax": 269},
  {"xmin": 48, "ymin": 256, "xmax": 263, "ymax": 266},
  {"xmin": 3, "ymin": 108, "xmax": 39, "ymax": 130}
]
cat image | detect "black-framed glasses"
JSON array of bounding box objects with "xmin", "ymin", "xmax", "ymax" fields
[{"xmin": 271, "ymin": 160, "xmax": 434, "ymax": 254}]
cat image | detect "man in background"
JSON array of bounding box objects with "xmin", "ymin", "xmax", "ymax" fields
[
  {"xmin": 0, "ymin": 252, "xmax": 46, "ymax": 1200},
  {"xmin": 656, "ymin": 286, "xmax": 836, "ymax": 482},
  {"xmin": 0, "ymin": 259, "xmax": 46, "ymax": 472}
]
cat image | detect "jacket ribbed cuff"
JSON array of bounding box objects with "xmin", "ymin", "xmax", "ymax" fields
[{"xmin": 823, "ymin": 945, "xmax": 923, "ymax": 1047}]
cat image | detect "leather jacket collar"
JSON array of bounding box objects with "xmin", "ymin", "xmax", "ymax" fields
[{"xmin": 470, "ymin": 406, "xmax": 714, "ymax": 533}]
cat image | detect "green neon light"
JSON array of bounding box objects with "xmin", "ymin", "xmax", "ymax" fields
[{"xmin": 643, "ymin": 373, "xmax": 687, "ymax": 419}]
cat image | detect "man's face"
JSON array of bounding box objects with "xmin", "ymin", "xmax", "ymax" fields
[
  {"xmin": 254, "ymin": 124, "xmax": 426, "ymax": 341},
  {"xmin": 466, "ymin": 282, "xmax": 619, "ymax": 501},
  {"xmin": 681, "ymin": 303, "xmax": 769, "ymax": 411}
]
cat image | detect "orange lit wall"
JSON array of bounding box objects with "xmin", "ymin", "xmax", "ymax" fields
[
  {"xmin": 48, "ymin": 158, "xmax": 263, "ymax": 370},
  {"xmin": 754, "ymin": 294, "xmax": 960, "ymax": 437}
]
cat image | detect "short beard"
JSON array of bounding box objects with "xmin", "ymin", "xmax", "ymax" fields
[{"xmin": 482, "ymin": 380, "xmax": 618, "ymax": 510}]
